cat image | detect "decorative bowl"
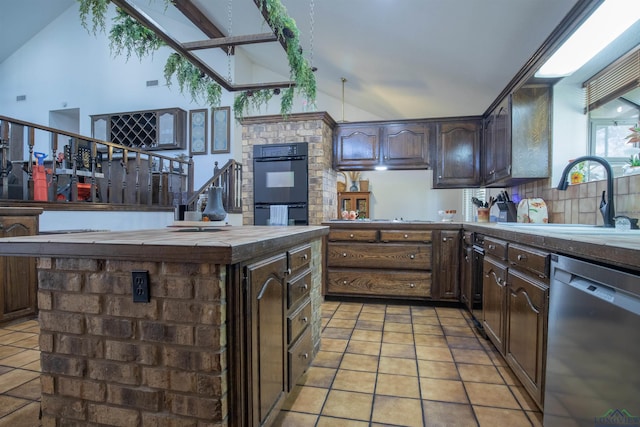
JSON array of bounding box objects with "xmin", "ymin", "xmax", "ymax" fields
[{"xmin": 438, "ymin": 209, "xmax": 456, "ymax": 222}]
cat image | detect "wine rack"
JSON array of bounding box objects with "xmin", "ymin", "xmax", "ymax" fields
[{"xmin": 91, "ymin": 108, "xmax": 186, "ymax": 150}]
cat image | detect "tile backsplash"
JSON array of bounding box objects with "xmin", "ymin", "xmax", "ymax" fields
[{"xmin": 512, "ymin": 173, "xmax": 640, "ymax": 225}]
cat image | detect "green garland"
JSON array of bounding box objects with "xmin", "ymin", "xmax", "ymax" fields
[{"xmin": 77, "ymin": 0, "xmax": 316, "ymax": 120}]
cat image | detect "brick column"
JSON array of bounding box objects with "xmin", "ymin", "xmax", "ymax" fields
[{"xmin": 241, "ymin": 112, "xmax": 338, "ymax": 225}]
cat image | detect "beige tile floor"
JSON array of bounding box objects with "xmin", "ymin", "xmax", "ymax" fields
[
  {"xmin": 274, "ymin": 301, "xmax": 543, "ymax": 427},
  {"xmin": 0, "ymin": 318, "xmax": 41, "ymax": 427},
  {"xmin": 0, "ymin": 302, "xmax": 543, "ymax": 427}
]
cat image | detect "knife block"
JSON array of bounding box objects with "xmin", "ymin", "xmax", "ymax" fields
[{"xmin": 497, "ymin": 201, "xmax": 517, "ymax": 222}]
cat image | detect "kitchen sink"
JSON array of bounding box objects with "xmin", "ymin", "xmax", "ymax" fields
[{"xmin": 496, "ymin": 223, "xmax": 640, "ymax": 235}]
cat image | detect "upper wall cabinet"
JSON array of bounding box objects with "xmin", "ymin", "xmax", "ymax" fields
[
  {"xmin": 91, "ymin": 107, "xmax": 187, "ymax": 151},
  {"xmin": 483, "ymin": 85, "xmax": 551, "ymax": 186},
  {"xmin": 433, "ymin": 119, "xmax": 481, "ymax": 188},
  {"xmin": 334, "ymin": 121, "xmax": 432, "ymax": 170}
]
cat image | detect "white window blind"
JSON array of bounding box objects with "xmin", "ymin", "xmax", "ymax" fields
[
  {"xmin": 584, "ymin": 46, "xmax": 640, "ymax": 112},
  {"xmin": 462, "ymin": 188, "xmax": 486, "ymax": 222}
]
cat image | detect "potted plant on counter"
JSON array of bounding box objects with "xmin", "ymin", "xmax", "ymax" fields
[{"xmin": 624, "ymin": 154, "xmax": 640, "ymax": 175}]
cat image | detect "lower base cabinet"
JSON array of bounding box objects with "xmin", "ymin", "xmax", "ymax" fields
[
  {"xmin": 0, "ymin": 209, "xmax": 41, "ymax": 324},
  {"xmin": 506, "ymin": 268, "xmax": 549, "ymax": 409},
  {"xmin": 243, "ymin": 244, "xmax": 313, "ymax": 427}
]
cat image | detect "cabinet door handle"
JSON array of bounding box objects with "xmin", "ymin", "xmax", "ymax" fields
[
  {"xmin": 442, "ymin": 237, "xmax": 447, "ymax": 242},
  {"xmin": 488, "ymin": 244, "xmax": 496, "ymax": 250},
  {"xmin": 301, "ymin": 352, "xmax": 309, "ymax": 359},
  {"xmin": 286, "ymin": 268, "xmax": 291, "ymax": 275},
  {"xmin": 343, "ymin": 280, "xmax": 347, "ymax": 285},
  {"xmin": 300, "ymin": 283, "xmax": 308, "ymax": 291},
  {"xmin": 409, "ymin": 283, "xmax": 415, "ymax": 288},
  {"xmin": 438, "ymin": 175, "xmax": 442, "ymax": 179},
  {"xmin": 409, "ymin": 254, "xmax": 415, "ymax": 259},
  {"xmin": 517, "ymin": 254, "xmax": 527, "ymax": 261},
  {"xmin": 342, "ymin": 252, "xmax": 347, "ymax": 257}
]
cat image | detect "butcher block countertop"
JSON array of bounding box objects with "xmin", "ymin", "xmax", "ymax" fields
[{"xmin": 0, "ymin": 223, "xmax": 329, "ymax": 264}]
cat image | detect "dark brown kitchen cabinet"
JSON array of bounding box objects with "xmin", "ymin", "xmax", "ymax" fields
[
  {"xmin": 326, "ymin": 226, "xmax": 433, "ymax": 299},
  {"xmin": 243, "ymin": 242, "xmax": 314, "ymax": 427},
  {"xmin": 382, "ymin": 123, "xmax": 431, "ymax": 168},
  {"xmin": 432, "ymin": 230, "xmax": 460, "ymax": 300},
  {"xmin": 506, "ymin": 269, "xmax": 548, "ymax": 409},
  {"xmin": 484, "ymin": 97, "xmax": 511, "ymax": 185},
  {"xmin": 333, "ymin": 121, "xmax": 431, "ymax": 170},
  {"xmin": 482, "ymin": 255, "xmax": 508, "ymax": 354},
  {"xmin": 334, "ymin": 124, "xmax": 380, "ymax": 169},
  {"xmin": 506, "ymin": 243, "xmax": 549, "ymax": 409},
  {"xmin": 483, "ymin": 85, "xmax": 551, "ymax": 186},
  {"xmin": 91, "ymin": 107, "xmax": 186, "ymax": 150},
  {"xmin": 433, "ymin": 119, "xmax": 481, "ymax": 188},
  {"xmin": 0, "ymin": 208, "xmax": 41, "ymax": 324},
  {"xmin": 245, "ymin": 253, "xmax": 287, "ymax": 427}
]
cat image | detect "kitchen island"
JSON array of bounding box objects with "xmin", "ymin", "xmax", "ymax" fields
[{"xmin": 0, "ymin": 224, "xmax": 328, "ymax": 427}]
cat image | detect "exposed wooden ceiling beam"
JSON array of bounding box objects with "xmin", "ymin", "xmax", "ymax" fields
[
  {"xmin": 110, "ymin": 0, "xmax": 295, "ymax": 92},
  {"xmin": 183, "ymin": 33, "xmax": 278, "ymax": 51},
  {"xmin": 172, "ymin": 0, "xmax": 233, "ymax": 54}
]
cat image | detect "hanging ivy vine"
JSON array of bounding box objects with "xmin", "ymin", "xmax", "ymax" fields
[{"xmin": 77, "ymin": 0, "xmax": 316, "ymax": 121}]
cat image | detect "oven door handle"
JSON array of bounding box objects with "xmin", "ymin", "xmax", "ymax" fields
[{"xmin": 255, "ymin": 156, "xmax": 306, "ymax": 162}]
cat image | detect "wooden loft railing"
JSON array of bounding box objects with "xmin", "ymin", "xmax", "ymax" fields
[
  {"xmin": 186, "ymin": 159, "xmax": 242, "ymax": 214},
  {"xmin": 0, "ymin": 115, "xmax": 194, "ymax": 208}
]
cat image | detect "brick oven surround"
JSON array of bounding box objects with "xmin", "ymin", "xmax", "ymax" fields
[{"xmin": 241, "ymin": 112, "xmax": 337, "ymax": 225}]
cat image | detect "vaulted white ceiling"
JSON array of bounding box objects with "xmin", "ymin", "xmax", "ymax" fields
[{"xmin": 1, "ymin": 0, "xmax": 580, "ymax": 120}]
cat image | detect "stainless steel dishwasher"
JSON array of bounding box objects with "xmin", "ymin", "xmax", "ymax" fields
[{"xmin": 545, "ymin": 255, "xmax": 640, "ymax": 427}]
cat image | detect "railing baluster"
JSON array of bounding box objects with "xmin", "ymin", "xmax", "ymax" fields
[
  {"xmin": 50, "ymin": 133, "xmax": 59, "ymax": 202},
  {"xmin": 27, "ymin": 127, "xmax": 35, "ymax": 200},
  {"xmin": 147, "ymin": 155, "xmax": 153, "ymax": 206},
  {"xmin": 107, "ymin": 146, "xmax": 113, "ymax": 203},
  {"xmin": 90, "ymin": 141, "xmax": 97, "ymax": 203},
  {"xmin": 121, "ymin": 149, "xmax": 128, "ymax": 204},
  {"xmin": 0, "ymin": 121, "xmax": 9, "ymax": 200}
]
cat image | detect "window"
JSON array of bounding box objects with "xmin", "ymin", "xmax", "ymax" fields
[{"xmin": 462, "ymin": 188, "xmax": 486, "ymax": 222}]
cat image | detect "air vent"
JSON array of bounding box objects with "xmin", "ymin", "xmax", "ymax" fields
[
  {"xmin": 16, "ymin": 95, "xmax": 26, "ymax": 101},
  {"xmin": 146, "ymin": 80, "xmax": 159, "ymax": 87}
]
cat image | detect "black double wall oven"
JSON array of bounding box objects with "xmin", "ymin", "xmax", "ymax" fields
[{"xmin": 253, "ymin": 142, "xmax": 308, "ymax": 225}]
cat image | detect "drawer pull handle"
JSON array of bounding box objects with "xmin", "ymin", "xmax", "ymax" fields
[
  {"xmin": 342, "ymin": 253, "xmax": 347, "ymax": 257},
  {"xmin": 301, "ymin": 283, "xmax": 308, "ymax": 291},
  {"xmin": 517, "ymin": 254, "xmax": 527, "ymax": 261},
  {"xmin": 302, "ymin": 317, "xmax": 308, "ymax": 323},
  {"xmin": 302, "ymin": 352, "xmax": 309, "ymax": 359},
  {"xmin": 349, "ymin": 233, "xmax": 354, "ymax": 238},
  {"xmin": 410, "ymin": 254, "xmax": 415, "ymax": 259},
  {"xmin": 343, "ymin": 280, "xmax": 347, "ymax": 285},
  {"xmin": 302, "ymin": 254, "xmax": 308, "ymax": 260},
  {"xmin": 404, "ymin": 234, "xmax": 409, "ymax": 239},
  {"xmin": 409, "ymin": 283, "xmax": 415, "ymax": 288},
  {"xmin": 286, "ymin": 268, "xmax": 291, "ymax": 275},
  {"xmin": 488, "ymin": 244, "xmax": 496, "ymax": 250}
]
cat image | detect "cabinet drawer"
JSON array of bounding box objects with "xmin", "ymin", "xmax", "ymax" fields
[
  {"xmin": 508, "ymin": 244, "xmax": 550, "ymax": 281},
  {"xmin": 288, "ymin": 299, "xmax": 311, "ymax": 344},
  {"xmin": 289, "ymin": 244, "xmax": 311, "ymax": 273},
  {"xmin": 328, "ymin": 229, "xmax": 378, "ymax": 242},
  {"xmin": 327, "ymin": 242, "xmax": 431, "ymax": 270},
  {"xmin": 484, "ymin": 237, "xmax": 508, "ymax": 260},
  {"xmin": 380, "ymin": 230, "xmax": 432, "ymax": 242},
  {"xmin": 327, "ymin": 269, "xmax": 431, "ymax": 298},
  {"xmin": 288, "ymin": 328, "xmax": 312, "ymax": 390},
  {"xmin": 287, "ymin": 270, "xmax": 311, "ymax": 309}
]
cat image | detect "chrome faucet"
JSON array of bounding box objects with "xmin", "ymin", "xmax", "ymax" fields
[{"xmin": 557, "ymin": 156, "xmax": 615, "ymax": 227}]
